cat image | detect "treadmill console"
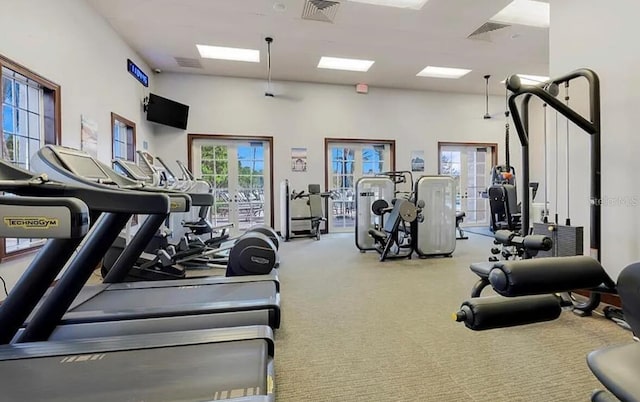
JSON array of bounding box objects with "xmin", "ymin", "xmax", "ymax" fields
[{"xmin": 52, "ymin": 147, "xmax": 114, "ymax": 184}]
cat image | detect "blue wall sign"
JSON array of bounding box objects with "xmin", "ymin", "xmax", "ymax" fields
[{"xmin": 127, "ymin": 59, "xmax": 149, "ymax": 87}]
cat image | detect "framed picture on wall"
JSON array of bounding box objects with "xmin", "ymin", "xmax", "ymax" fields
[
  {"xmin": 291, "ymin": 147, "xmax": 308, "ymax": 172},
  {"xmin": 80, "ymin": 115, "xmax": 99, "ymax": 158},
  {"xmin": 411, "ymin": 150, "xmax": 425, "ymax": 172}
]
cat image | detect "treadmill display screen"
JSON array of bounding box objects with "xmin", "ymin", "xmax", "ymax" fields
[
  {"xmin": 122, "ymin": 160, "xmax": 150, "ymax": 179},
  {"xmin": 59, "ymin": 152, "xmax": 110, "ymax": 180}
]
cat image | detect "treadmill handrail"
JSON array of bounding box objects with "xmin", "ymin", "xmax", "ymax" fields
[
  {"xmin": 0, "ymin": 195, "xmax": 90, "ymax": 239},
  {"xmin": 0, "ymin": 159, "xmax": 171, "ymax": 215},
  {"xmin": 176, "ymin": 159, "xmax": 195, "ymax": 181},
  {"xmin": 0, "ymin": 179, "xmax": 170, "ymax": 215}
]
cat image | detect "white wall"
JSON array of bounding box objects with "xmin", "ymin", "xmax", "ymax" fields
[
  {"xmin": 153, "ymin": 74, "xmax": 516, "ymax": 230},
  {"xmin": 0, "ymin": 0, "xmax": 156, "ymax": 296},
  {"xmin": 550, "ymin": 0, "xmax": 640, "ymax": 279}
]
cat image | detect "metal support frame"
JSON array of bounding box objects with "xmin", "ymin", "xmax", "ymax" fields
[{"xmin": 507, "ymin": 69, "xmax": 601, "ymax": 261}]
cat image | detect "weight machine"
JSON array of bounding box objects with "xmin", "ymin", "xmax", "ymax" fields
[{"xmin": 280, "ymin": 180, "xmax": 333, "ymax": 241}]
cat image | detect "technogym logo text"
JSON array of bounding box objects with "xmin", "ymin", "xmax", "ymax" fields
[
  {"xmin": 4, "ymin": 217, "xmax": 59, "ymax": 229},
  {"xmin": 591, "ymin": 196, "xmax": 640, "ymax": 207}
]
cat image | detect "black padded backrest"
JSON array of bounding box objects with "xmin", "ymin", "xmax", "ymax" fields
[
  {"xmin": 489, "ymin": 186, "xmax": 507, "ymax": 229},
  {"xmin": 198, "ymin": 204, "xmax": 210, "ymax": 220},
  {"xmin": 383, "ymin": 199, "xmax": 404, "ymax": 233},
  {"xmin": 489, "ymin": 185, "xmax": 507, "ymax": 213},
  {"xmin": 504, "ymin": 184, "xmax": 518, "ymax": 213},
  {"xmin": 617, "ymin": 262, "xmax": 640, "ymax": 336},
  {"xmin": 489, "ymin": 184, "xmax": 520, "ymax": 231}
]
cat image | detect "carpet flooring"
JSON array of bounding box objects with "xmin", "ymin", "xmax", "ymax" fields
[{"xmin": 273, "ymin": 232, "xmax": 631, "ymax": 401}]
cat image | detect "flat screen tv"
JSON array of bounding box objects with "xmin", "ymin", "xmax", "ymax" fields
[{"xmin": 146, "ymin": 93, "xmax": 189, "ymax": 130}]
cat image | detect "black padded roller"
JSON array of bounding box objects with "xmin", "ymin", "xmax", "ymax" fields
[
  {"xmin": 489, "ymin": 255, "xmax": 609, "ymax": 297},
  {"xmin": 454, "ymin": 295, "xmax": 562, "ymax": 331},
  {"xmin": 522, "ymin": 235, "xmax": 553, "ymax": 251},
  {"xmin": 494, "ymin": 230, "xmax": 515, "ymax": 245}
]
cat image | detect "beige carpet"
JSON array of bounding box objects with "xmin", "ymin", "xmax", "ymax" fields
[{"xmin": 274, "ymin": 232, "xmax": 631, "ymax": 401}]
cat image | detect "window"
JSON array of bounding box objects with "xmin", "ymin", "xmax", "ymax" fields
[
  {"xmin": 0, "ymin": 55, "xmax": 61, "ymax": 261},
  {"xmin": 362, "ymin": 145, "xmax": 385, "ymax": 175},
  {"xmin": 111, "ymin": 113, "xmax": 136, "ymax": 161},
  {"xmin": 325, "ymin": 139, "xmax": 395, "ymax": 232},
  {"xmin": 111, "ymin": 113, "xmax": 138, "ymax": 226},
  {"xmin": 438, "ymin": 142, "xmax": 497, "ymax": 225},
  {"xmin": 330, "ymin": 147, "xmax": 356, "ymax": 200}
]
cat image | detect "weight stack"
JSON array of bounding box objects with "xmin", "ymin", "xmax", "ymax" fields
[{"xmin": 532, "ymin": 223, "xmax": 584, "ymax": 258}]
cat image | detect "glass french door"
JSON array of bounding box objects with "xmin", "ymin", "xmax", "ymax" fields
[
  {"xmin": 440, "ymin": 145, "xmax": 492, "ymax": 226},
  {"xmin": 191, "ymin": 139, "xmax": 270, "ymax": 235},
  {"xmin": 327, "ymin": 142, "xmax": 390, "ymax": 232}
]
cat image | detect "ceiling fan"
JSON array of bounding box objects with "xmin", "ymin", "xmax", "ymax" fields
[
  {"xmin": 264, "ymin": 37, "xmax": 275, "ymax": 98},
  {"xmin": 263, "ymin": 37, "xmax": 302, "ymax": 102},
  {"xmin": 483, "ymin": 74, "xmax": 507, "ymax": 119}
]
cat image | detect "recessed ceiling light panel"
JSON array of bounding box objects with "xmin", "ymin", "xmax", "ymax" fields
[
  {"xmin": 417, "ymin": 66, "xmax": 472, "ymax": 79},
  {"xmin": 490, "ymin": 0, "xmax": 550, "ymax": 28},
  {"xmin": 317, "ymin": 57, "xmax": 375, "ymax": 72},
  {"xmin": 348, "ymin": 0, "xmax": 428, "ymax": 10},
  {"xmin": 196, "ymin": 45, "xmax": 260, "ymax": 63}
]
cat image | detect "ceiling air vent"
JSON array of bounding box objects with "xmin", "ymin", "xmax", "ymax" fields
[
  {"xmin": 174, "ymin": 57, "xmax": 203, "ymax": 69},
  {"xmin": 302, "ymin": 0, "xmax": 341, "ymax": 23},
  {"xmin": 467, "ymin": 22, "xmax": 510, "ymax": 42}
]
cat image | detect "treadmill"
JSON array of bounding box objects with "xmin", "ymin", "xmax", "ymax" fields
[
  {"xmin": 15, "ymin": 146, "xmax": 280, "ymax": 343},
  {"xmin": 0, "ymin": 165, "xmax": 275, "ymax": 401}
]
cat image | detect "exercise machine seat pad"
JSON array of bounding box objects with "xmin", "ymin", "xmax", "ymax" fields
[
  {"xmin": 588, "ymin": 343, "xmax": 640, "ymax": 402},
  {"xmin": 489, "ymin": 255, "xmax": 608, "ymax": 297},
  {"xmin": 617, "ymin": 262, "xmax": 640, "ymax": 336},
  {"xmin": 455, "ymin": 295, "xmax": 561, "ymax": 331},
  {"xmin": 470, "ymin": 262, "xmax": 495, "ymax": 278}
]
